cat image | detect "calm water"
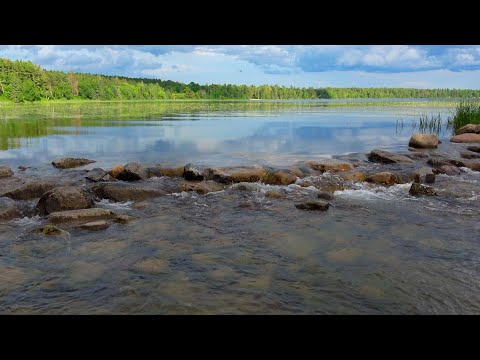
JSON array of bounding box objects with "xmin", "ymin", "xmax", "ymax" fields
[{"xmin": 1, "ymin": 100, "xmax": 480, "ymax": 314}]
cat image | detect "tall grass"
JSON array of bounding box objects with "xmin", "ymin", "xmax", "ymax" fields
[{"xmin": 451, "ymin": 101, "xmax": 480, "ymax": 133}]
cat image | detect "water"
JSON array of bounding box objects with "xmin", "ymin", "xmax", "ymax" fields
[{"xmin": 1, "ymin": 100, "xmax": 480, "ymax": 314}]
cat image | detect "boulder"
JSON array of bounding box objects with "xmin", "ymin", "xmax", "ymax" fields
[
  {"xmin": 295, "ymin": 201, "xmax": 330, "ymax": 211},
  {"xmin": 77, "ymin": 220, "xmax": 111, "ymax": 231},
  {"xmin": 0, "ymin": 197, "xmax": 21, "ymax": 220},
  {"xmin": 456, "ymin": 124, "xmax": 480, "ymax": 134},
  {"xmin": 337, "ymin": 171, "xmax": 366, "ymax": 182},
  {"xmin": 462, "ymin": 161, "xmax": 480, "ymax": 172},
  {"xmin": 427, "ymin": 158, "xmax": 464, "ymax": 167},
  {"xmin": 180, "ymin": 180, "xmax": 225, "ymax": 194},
  {"xmin": 3, "ymin": 181, "xmax": 56, "ymax": 200},
  {"xmin": 304, "ymin": 159, "xmax": 353, "ymax": 172},
  {"xmin": 425, "ymin": 174, "xmax": 435, "ymax": 184},
  {"xmin": 114, "ymin": 215, "xmax": 135, "ymax": 224},
  {"xmin": 467, "ymin": 146, "xmax": 480, "ymax": 153},
  {"xmin": 0, "ymin": 165, "xmax": 14, "ymax": 178},
  {"xmin": 86, "ymin": 168, "xmax": 116, "ymax": 182},
  {"xmin": 412, "ymin": 167, "xmax": 435, "ymax": 184},
  {"xmin": 432, "ymin": 165, "xmax": 461, "ymax": 176},
  {"xmin": 409, "ymin": 183, "xmax": 437, "ymax": 196},
  {"xmin": 148, "ymin": 166, "xmax": 184, "ymax": 178},
  {"xmin": 116, "ymin": 162, "xmax": 148, "ymax": 181},
  {"xmin": 37, "ymin": 186, "xmax": 94, "ymax": 215},
  {"xmin": 183, "ymin": 163, "xmax": 205, "ymax": 181},
  {"xmin": 460, "ymin": 151, "xmax": 480, "ymax": 159},
  {"xmin": 262, "ymin": 170, "xmax": 297, "ymax": 185},
  {"xmin": 367, "ymin": 149, "xmax": 413, "ymax": 164},
  {"xmin": 408, "ymin": 134, "xmax": 439, "ymax": 148},
  {"xmin": 52, "ymin": 158, "xmax": 96, "ymax": 169},
  {"xmin": 265, "ymin": 191, "xmax": 286, "ymax": 199},
  {"xmin": 109, "ymin": 165, "xmax": 125, "ymax": 179},
  {"xmin": 91, "ymin": 183, "xmax": 169, "ymax": 202},
  {"xmin": 450, "ymin": 133, "xmax": 480, "ymax": 143},
  {"xmin": 366, "ymin": 172, "xmax": 399, "ymax": 186},
  {"xmin": 317, "ymin": 192, "xmax": 335, "ymax": 201},
  {"xmin": 47, "ymin": 208, "xmax": 116, "ymax": 223},
  {"xmin": 203, "ymin": 166, "xmax": 266, "ymax": 184}
]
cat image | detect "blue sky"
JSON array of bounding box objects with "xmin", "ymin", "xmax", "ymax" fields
[{"xmin": 1, "ymin": 45, "xmax": 480, "ymax": 88}]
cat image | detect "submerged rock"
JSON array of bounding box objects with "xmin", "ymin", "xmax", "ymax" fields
[
  {"xmin": 295, "ymin": 201, "xmax": 330, "ymax": 211},
  {"xmin": 450, "ymin": 133, "xmax": 480, "ymax": 143},
  {"xmin": 460, "ymin": 151, "xmax": 480, "ymax": 159},
  {"xmin": 203, "ymin": 165, "xmax": 266, "ymax": 184},
  {"xmin": 116, "ymin": 162, "xmax": 148, "ymax": 181},
  {"xmin": 467, "ymin": 146, "xmax": 480, "ymax": 153},
  {"xmin": 148, "ymin": 166, "xmax": 184, "ymax": 178},
  {"xmin": 262, "ymin": 170, "xmax": 297, "ymax": 185},
  {"xmin": 367, "ymin": 149, "xmax": 413, "ymax": 164},
  {"xmin": 427, "ymin": 158, "xmax": 464, "ymax": 167},
  {"xmin": 0, "ymin": 197, "xmax": 21, "ymax": 220},
  {"xmin": 432, "ymin": 165, "xmax": 461, "ymax": 176},
  {"xmin": 317, "ymin": 191, "xmax": 335, "ymax": 201},
  {"xmin": 409, "ymin": 134, "xmax": 439, "ymax": 148},
  {"xmin": 47, "ymin": 208, "xmax": 115, "ymax": 223},
  {"xmin": 366, "ymin": 172, "xmax": 399, "ymax": 186},
  {"xmin": 180, "ymin": 180, "xmax": 225, "ymax": 194},
  {"xmin": 37, "ymin": 225, "xmax": 63, "ymax": 236},
  {"xmin": 456, "ymin": 124, "xmax": 480, "ymax": 134},
  {"xmin": 0, "ymin": 165, "xmax": 14, "ymax": 178},
  {"xmin": 86, "ymin": 168, "xmax": 116, "ymax": 182},
  {"xmin": 77, "ymin": 220, "xmax": 110, "ymax": 231},
  {"xmin": 337, "ymin": 171, "xmax": 366, "ymax": 182},
  {"xmin": 114, "ymin": 214, "xmax": 135, "ymax": 224},
  {"xmin": 462, "ymin": 160, "xmax": 480, "ymax": 172},
  {"xmin": 91, "ymin": 182, "xmax": 170, "ymax": 202},
  {"xmin": 304, "ymin": 159, "xmax": 353, "ymax": 172},
  {"xmin": 265, "ymin": 190, "xmax": 286, "ymax": 199},
  {"xmin": 412, "ymin": 167, "xmax": 435, "ymax": 184},
  {"xmin": 183, "ymin": 163, "xmax": 205, "ymax": 181},
  {"xmin": 52, "ymin": 158, "xmax": 96, "ymax": 169},
  {"xmin": 409, "ymin": 183, "xmax": 437, "ymax": 196},
  {"xmin": 3, "ymin": 181, "xmax": 56, "ymax": 200},
  {"xmin": 37, "ymin": 186, "xmax": 94, "ymax": 215}
]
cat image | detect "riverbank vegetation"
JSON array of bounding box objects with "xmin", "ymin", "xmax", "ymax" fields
[
  {"xmin": 2, "ymin": 57, "xmax": 480, "ymax": 103},
  {"xmin": 450, "ymin": 101, "xmax": 480, "ymax": 131}
]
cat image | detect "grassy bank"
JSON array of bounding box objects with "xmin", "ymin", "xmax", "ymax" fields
[{"xmin": 451, "ymin": 101, "xmax": 480, "ymax": 133}]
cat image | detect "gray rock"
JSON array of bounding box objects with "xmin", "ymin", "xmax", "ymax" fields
[
  {"xmin": 366, "ymin": 172, "xmax": 399, "ymax": 186},
  {"xmin": 467, "ymin": 146, "xmax": 480, "ymax": 153},
  {"xmin": 77, "ymin": 220, "xmax": 110, "ymax": 231},
  {"xmin": 116, "ymin": 162, "xmax": 148, "ymax": 181},
  {"xmin": 295, "ymin": 201, "xmax": 330, "ymax": 211},
  {"xmin": 0, "ymin": 165, "xmax": 14, "ymax": 178},
  {"xmin": 460, "ymin": 151, "xmax": 480, "ymax": 159},
  {"xmin": 317, "ymin": 192, "xmax": 335, "ymax": 201},
  {"xmin": 0, "ymin": 197, "xmax": 21, "ymax": 220},
  {"xmin": 91, "ymin": 182, "xmax": 171, "ymax": 202},
  {"xmin": 203, "ymin": 166, "xmax": 266, "ymax": 184},
  {"xmin": 37, "ymin": 186, "xmax": 94, "ymax": 215},
  {"xmin": 47, "ymin": 208, "xmax": 115, "ymax": 223},
  {"xmin": 367, "ymin": 149, "xmax": 413, "ymax": 164},
  {"xmin": 52, "ymin": 158, "xmax": 96, "ymax": 169},
  {"xmin": 183, "ymin": 163, "xmax": 205, "ymax": 181},
  {"xmin": 409, "ymin": 183, "xmax": 437, "ymax": 196},
  {"xmin": 86, "ymin": 168, "xmax": 116, "ymax": 182},
  {"xmin": 3, "ymin": 181, "xmax": 56, "ymax": 200},
  {"xmin": 114, "ymin": 215, "xmax": 135, "ymax": 224},
  {"xmin": 432, "ymin": 165, "xmax": 461, "ymax": 176}
]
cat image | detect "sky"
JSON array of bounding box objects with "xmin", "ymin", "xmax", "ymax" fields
[{"xmin": 1, "ymin": 45, "xmax": 480, "ymax": 89}]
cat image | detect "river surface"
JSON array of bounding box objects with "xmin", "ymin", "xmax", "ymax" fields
[{"xmin": 1, "ymin": 100, "xmax": 480, "ymax": 314}]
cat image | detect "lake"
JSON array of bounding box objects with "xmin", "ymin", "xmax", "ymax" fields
[{"xmin": 1, "ymin": 100, "xmax": 480, "ymax": 314}]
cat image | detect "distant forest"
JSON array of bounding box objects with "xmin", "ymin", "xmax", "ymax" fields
[{"xmin": 1, "ymin": 57, "xmax": 480, "ymax": 103}]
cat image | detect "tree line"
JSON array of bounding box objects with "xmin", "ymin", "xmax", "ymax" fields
[{"xmin": 1, "ymin": 57, "xmax": 480, "ymax": 103}]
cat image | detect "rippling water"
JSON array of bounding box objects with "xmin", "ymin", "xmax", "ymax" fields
[{"xmin": 1, "ymin": 100, "xmax": 479, "ymax": 314}]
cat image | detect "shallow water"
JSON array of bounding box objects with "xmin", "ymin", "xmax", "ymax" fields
[{"xmin": 1, "ymin": 100, "xmax": 480, "ymax": 314}]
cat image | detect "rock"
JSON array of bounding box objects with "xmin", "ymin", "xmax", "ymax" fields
[
  {"xmin": 317, "ymin": 192, "xmax": 335, "ymax": 201},
  {"xmin": 432, "ymin": 165, "xmax": 461, "ymax": 176},
  {"xmin": 52, "ymin": 158, "xmax": 96, "ymax": 169},
  {"xmin": 116, "ymin": 162, "xmax": 148, "ymax": 181},
  {"xmin": 262, "ymin": 170, "xmax": 297, "ymax": 185},
  {"xmin": 366, "ymin": 172, "xmax": 399, "ymax": 186},
  {"xmin": 18, "ymin": 166, "xmax": 28, "ymax": 171},
  {"xmin": 425, "ymin": 174, "xmax": 435, "ymax": 184},
  {"xmin": 295, "ymin": 201, "xmax": 330, "ymax": 211},
  {"xmin": 265, "ymin": 190, "xmax": 285, "ymax": 199},
  {"xmin": 3, "ymin": 181, "xmax": 56, "ymax": 200},
  {"xmin": 409, "ymin": 183, "xmax": 437, "ymax": 196},
  {"xmin": 408, "ymin": 134, "xmax": 439, "ymax": 148},
  {"xmin": 462, "ymin": 161, "xmax": 480, "ymax": 172},
  {"xmin": 337, "ymin": 171, "xmax": 366, "ymax": 182},
  {"xmin": 0, "ymin": 197, "xmax": 21, "ymax": 220},
  {"xmin": 427, "ymin": 158, "xmax": 464, "ymax": 167},
  {"xmin": 183, "ymin": 163, "xmax": 205, "ymax": 181},
  {"xmin": 288, "ymin": 165, "xmax": 313, "ymax": 178},
  {"xmin": 91, "ymin": 183, "xmax": 169, "ymax": 202},
  {"xmin": 37, "ymin": 225, "xmax": 62, "ymax": 236},
  {"xmin": 203, "ymin": 166, "xmax": 266, "ymax": 184},
  {"xmin": 0, "ymin": 166, "xmax": 14, "ymax": 178},
  {"xmin": 47, "ymin": 208, "xmax": 116, "ymax": 223},
  {"xmin": 109, "ymin": 165, "xmax": 125, "ymax": 179},
  {"xmin": 148, "ymin": 166, "xmax": 184, "ymax": 178},
  {"xmin": 407, "ymin": 150, "xmax": 430, "ymax": 158},
  {"xmin": 450, "ymin": 133, "xmax": 480, "ymax": 143},
  {"xmin": 114, "ymin": 215, "xmax": 135, "ymax": 224},
  {"xmin": 367, "ymin": 149, "xmax": 413, "ymax": 164},
  {"xmin": 180, "ymin": 180, "xmax": 225, "ymax": 194},
  {"xmin": 460, "ymin": 151, "xmax": 480, "ymax": 159},
  {"xmin": 132, "ymin": 201, "xmax": 148, "ymax": 209},
  {"xmin": 36, "ymin": 186, "xmax": 94, "ymax": 215},
  {"xmin": 456, "ymin": 124, "xmax": 480, "ymax": 134},
  {"xmin": 304, "ymin": 159, "xmax": 353, "ymax": 172},
  {"xmin": 77, "ymin": 220, "xmax": 110, "ymax": 231},
  {"xmin": 85, "ymin": 168, "xmax": 116, "ymax": 182},
  {"xmin": 467, "ymin": 146, "xmax": 480, "ymax": 153},
  {"xmin": 412, "ymin": 167, "xmax": 435, "ymax": 184}
]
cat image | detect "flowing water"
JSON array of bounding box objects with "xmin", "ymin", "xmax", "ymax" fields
[{"xmin": 1, "ymin": 100, "xmax": 479, "ymax": 314}]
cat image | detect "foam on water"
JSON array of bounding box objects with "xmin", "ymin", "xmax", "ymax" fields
[
  {"xmin": 334, "ymin": 183, "xmax": 415, "ymax": 202},
  {"xmin": 12, "ymin": 215, "xmax": 43, "ymax": 227},
  {"xmin": 95, "ymin": 199, "xmax": 133, "ymax": 209}
]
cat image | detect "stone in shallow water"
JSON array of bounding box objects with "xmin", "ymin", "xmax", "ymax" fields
[
  {"xmin": 114, "ymin": 214, "xmax": 135, "ymax": 224},
  {"xmin": 467, "ymin": 146, "xmax": 480, "ymax": 153},
  {"xmin": 462, "ymin": 160, "xmax": 480, "ymax": 172},
  {"xmin": 262, "ymin": 170, "xmax": 297, "ymax": 185},
  {"xmin": 77, "ymin": 220, "xmax": 110, "ymax": 231},
  {"xmin": 183, "ymin": 163, "xmax": 205, "ymax": 181},
  {"xmin": 432, "ymin": 165, "xmax": 461, "ymax": 176},
  {"xmin": 180, "ymin": 180, "xmax": 225, "ymax": 194},
  {"xmin": 456, "ymin": 124, "xmax": 480, "ymax": 134},
  {"xmin": 52, "ymin": 158, "xmax": 96, "ymax": 169},
  {"xmin": 367, "ymin": 149, "xmax": 413, "ymax": 164},
  {"xmin": 0, "ymin": 165, "xmax": 14, "ymax": 178},
  {"xmin": 450, "ymin": 133, "xmax": 480, "ymax": 143},
  {"xmin": 36, "ymin": 186, "xmax": 94, "ymax": 215},
  {"xmin": 37, "ymin": 225, "xmax": 63, "ymax": 236},
  {"xmin": 0, "ymin": 197, "xmax": 20, "ymax": 220},
  {"xmin": 317, "ymin": 192, "xmax": 335, "ymax": 201},
  {"xmin": 304, "ymin": 159, "xmax": 353, "ymax": 172},
  {"xmin": 85, "ymin": 168, "xmax": 116, "ymax": 182},
  {"xmin": 3, "ymin": 181, "xmax": 55, "ymax": 200},
  {"xmin": 203, "ymin": 166, "xmax": 266, "ymax": 184},
  {"xmin": 295, "ymin": 201, "xmax": 330, "ymax": 211},
  {"xmin": 408, "ymin": 134, "xmax": 439, "ymax": 148},
  {"xmin": 409, "ymin": 183, "xmax": 437, "ymax": 196},
  {"xmin": 366, "ymin": 172, "xmax": 399, "ymax": 186},
  {"xmin": 47, "ymin": 208, "xmax": 116, "ymax": 223},
  {"xmin": 460, "ymin": 151, "xmax": 480, "ymax": 159},
  {"xmin": 116, "ymin": 162, "xmax": 148, "ymax": 181}
]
